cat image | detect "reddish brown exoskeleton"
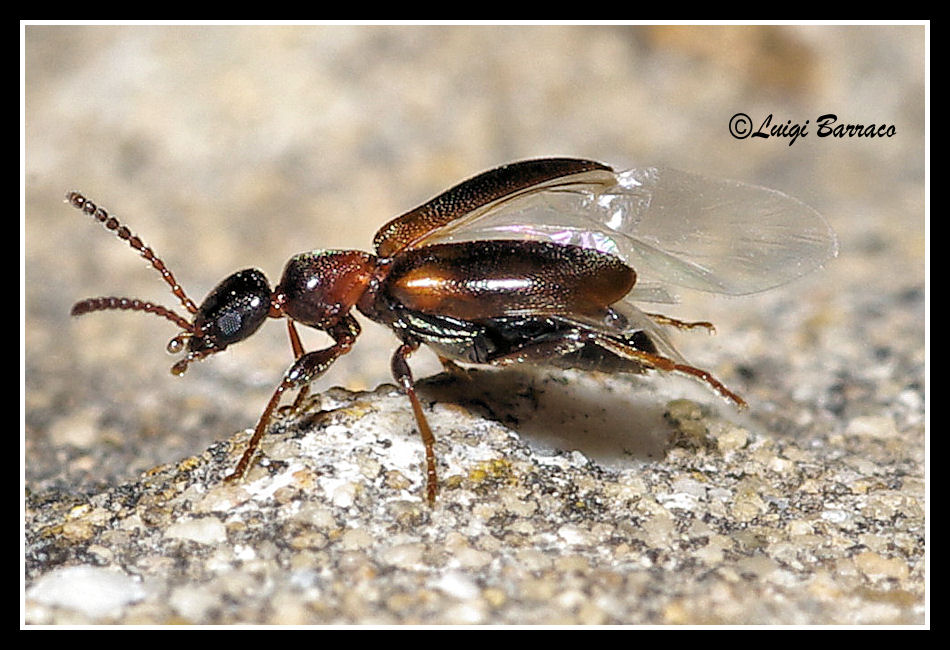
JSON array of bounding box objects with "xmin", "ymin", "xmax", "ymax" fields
[{"xmin": 67, "ymin": 158, "xmax": 836, "ymax": 504}]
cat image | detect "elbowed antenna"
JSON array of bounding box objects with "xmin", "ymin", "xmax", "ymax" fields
[{"xmin": 65, "ymin": 191, "xmax": 200, "ymax": 355}]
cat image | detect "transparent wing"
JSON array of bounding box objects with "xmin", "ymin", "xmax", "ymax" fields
[{"xmin": 416, "ymin": 166, "xmax": 838, "ymax": 297}]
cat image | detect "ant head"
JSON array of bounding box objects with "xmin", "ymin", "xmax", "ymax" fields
[
  {"xmin": 188, "ymin": 269, "xmax": 272, "ymax": 351},
  {"xmin": 274, "ymin": 250, "xmax": 377, "ymax": 330},
  {"xmin": 66, "ymin": 192, "xmax": 275, "ymax": 377},
  {"xmin": 167, "ymin": 269, "xmax": 273, "ymax": 374}
]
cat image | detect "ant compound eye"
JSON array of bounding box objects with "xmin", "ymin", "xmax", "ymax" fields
[
  {"xmin": 216, "ymin": 310, "xmax": 245, "ymax": 339},
  {"xmin": 190, "ymin": 269, "xmax": 271, "ymax": 349}
]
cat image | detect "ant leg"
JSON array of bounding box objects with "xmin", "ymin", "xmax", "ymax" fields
[
  {"xmin": 437, "ymin": 355, "xmax": 472, "ymax": 380},
  {"xmin": 225, "ymin": 376, "xmax": 290, "ymax": 481},
  {"xmin": 391, "ymin": 341, "xmax": 438, "ymax": 505},
  {"xmin": 483, "ymin": 335, "xmax": 586, "ymax": 366},
  {"xmin": 286, "ymin": 321, "xmax": 311, "ymax": 412},
  {"xmin": 590, "ymin": 334, "xmax": 747, "ymax": 408},
  {"xmin": 644, "ymin": 312, "xmax": 716, "ymax": 334},
  {"xmin": 226, "ymin": 316, "xmax": 359, "ymax": 481}
]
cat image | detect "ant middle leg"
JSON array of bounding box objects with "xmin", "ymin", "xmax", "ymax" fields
[
  {"xmin": 391, "ymin": 340, "xmax": 439, "ymax": 505},
  {"xmin": 285, "ymin": 320, "xmax": 312, "ymax": 413}
]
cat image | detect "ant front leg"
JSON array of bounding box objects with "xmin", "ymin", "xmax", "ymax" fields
[
  {"xmin": 285, "ymin": 320, "xmax": 313, "ymax": 413},
  {"xmin": 391, "ymin": 340, "xmax": 439, "ymax": 505},
  {"xmin": 225, "ymin": 315, "xmax": 360, "ymax": 481}
]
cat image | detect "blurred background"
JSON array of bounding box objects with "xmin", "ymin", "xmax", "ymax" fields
[{"xmin": 24, "ymin": 25, "xmax": 925, "ymax": 492}]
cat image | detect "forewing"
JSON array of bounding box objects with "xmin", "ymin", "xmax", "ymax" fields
[
  {"xmin": 373, "ymin": 158, "xmax": 614, "ymax": 258},
  {"xmin": 417, "ymin": 166, "xmax": 838, "ymax": 297}
]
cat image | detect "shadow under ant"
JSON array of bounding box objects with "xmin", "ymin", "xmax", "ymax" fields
[{"xmin": 406, "ymin": 366, "xmax": 678, "ymax": 468}]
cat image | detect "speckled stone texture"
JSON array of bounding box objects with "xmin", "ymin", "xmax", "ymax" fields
[{"xmin": 25, "ymin": 25, "xmax": 925, "ymax": 625}]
